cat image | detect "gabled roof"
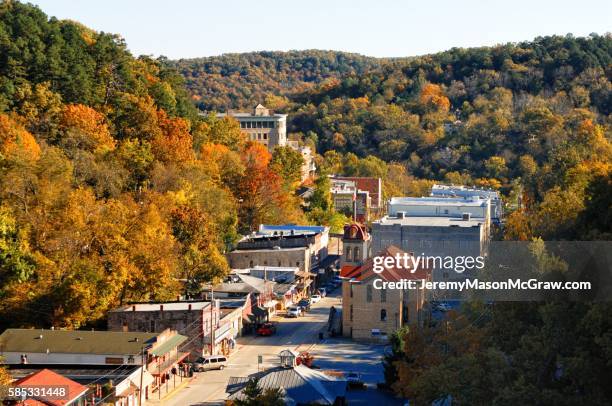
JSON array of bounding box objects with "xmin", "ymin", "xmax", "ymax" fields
[
  {"xmin": 340, "ymin": 246, "xmax": 431, "ymax": 283},
  {"xmin": 14, "ymin": 369, "xmax": 88, "ymax": 406},
  {"xmin": 226, "ymin": 365, "xmax": 346, "ymax": 405},
  {"xmin": 214, "ymin": 273, "xmax": 274, "ymax": 294}
]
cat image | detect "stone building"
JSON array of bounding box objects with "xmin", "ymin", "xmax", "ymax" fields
[
  {"xmin": 340, "ymin": 245, "xmax": 431, "ymax": 341},
  {"xmin": 216, "ymin": 105, "xmax": 315, "ymax": 181},
  {"xmin": 108, "ymin": 301, "xmax": 220, "ymax": 359},
  {"xmin": 216, "ymin": 104, "xmax": 287, "ymax": 152},
  {"xmin": 227, "ymin": 225, "xmax": 329, "ymax": 274}
]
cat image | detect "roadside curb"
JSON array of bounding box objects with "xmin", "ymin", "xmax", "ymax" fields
[{"xmin": 147, "ymin": 374, "xmax": 196, "ymax": 404}]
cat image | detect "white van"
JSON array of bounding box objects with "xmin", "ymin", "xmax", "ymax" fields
[{"xmin": 192, "ymin": 355, "xmax": 228, "ymax": 372}]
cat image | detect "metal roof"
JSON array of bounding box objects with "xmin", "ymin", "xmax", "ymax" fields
[
  {"xmin": 0, "ymin": 329, "xmax": 159, "ymax": 356},
  {"xmin": 226, "ymin": 365, "xmax": 346, "ymax": 405},
  {"xmin": 149, "ymin": 334, "xmax": 187, "ymax": 356}
]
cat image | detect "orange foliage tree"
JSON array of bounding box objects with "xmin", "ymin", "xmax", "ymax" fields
[
  {"xmin": 59, "ymin": 104, "xmax": 116, "ymax": 152},
  {"xmin": 152, "ymin": 110, "xmax": 195, "ymax": 163},
  {"xmin": 0, "ymin": 113, "xmax": 41, "ymax": 161},
  {"xmin": 419, "ymin": 83, "xmax": 451, "ymax": 112}
]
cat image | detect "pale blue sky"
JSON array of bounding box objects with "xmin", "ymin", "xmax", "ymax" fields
[{"xmin": 30, "ymin": 0, "xmax": 611, "ymax": 59}]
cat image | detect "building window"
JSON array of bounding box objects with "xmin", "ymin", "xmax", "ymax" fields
[
  {"xmin": 149, "ymin": 320, "xmax": 155, "ymax": 332},
  {"xmin": 263, "ymin": 133, "xmax": 268, "ymax": 140},
  {"xmin": 381, "ymin": 289, "xmax": 387, "ymax": 303},
  {"xmin": 354, "ymin": 247, "xmax": 360, "ymax": 262},
  {"xmin": 366, "ymin": 285, "xmax": 372, "ymax": 303},
  {"xmin": 249, "ymin": 260, "xmax": 254, "ymax": 267},
  {"xmin": 278, "ymin": 261, "xmax": 281, "ymax": 266},
  {"xmin": 264, "ymin": 261, "xmax": 268, "ymax": 265},
  {"xmin": 246, "ymin": 122, "xmax": 252, "ymax": 129},
  {"xmin": 350, "ymin": 284, "xmax": 353, "ymax": 298},
  {"xmin": 257, "ymin": 121, "xmax": 262, "ymax": 128},
  {"xmin": 345, "ymin": 247, "xmax": 352, "ymax": 261},
  {"xmin": 380, "ymin": 309, "xmax": 387, "ymax": 321},
  {"xmin": 350, "ymin": 305, "xmax": 353, "ymax": 321}
]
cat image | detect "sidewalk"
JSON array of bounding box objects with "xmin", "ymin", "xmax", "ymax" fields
[{"xmin": 146, "ymin": 374, "xmax": 195, "ymax": 405}]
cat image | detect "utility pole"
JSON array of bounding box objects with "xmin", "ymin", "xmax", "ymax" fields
[
  {"xmin": 210, "ymin": 285, "xmax": 215, "ymax": 355},
  {"xmin": 138, "ymin": 346, "xmax": 145, "ymax": 406}
]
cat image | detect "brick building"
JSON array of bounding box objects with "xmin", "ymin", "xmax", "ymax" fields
[
  {"xmin": 107, "ymin": 301, "xmax": 220, "ymax": 359},
  {"xmin": 339, "ymin": 225, "xmax": 431, "ymax": 341}
]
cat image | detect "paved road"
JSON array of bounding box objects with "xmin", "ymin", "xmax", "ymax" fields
[{"xmin": 164, "ymin": 292, "xmax": 341, "ymax": 405}]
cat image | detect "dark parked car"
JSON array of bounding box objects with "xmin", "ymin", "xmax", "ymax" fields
[{"xmin": 298, "ymin": 299, "xmax": 311, "ymax": 311}]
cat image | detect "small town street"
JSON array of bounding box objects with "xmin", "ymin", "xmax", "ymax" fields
[{"xmin": 163, "ymin": 291, "xmax": 396, "ymax": 405}]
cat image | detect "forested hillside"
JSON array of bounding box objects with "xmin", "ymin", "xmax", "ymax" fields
[
  {"xmin": 174, "ymin": 35, "xmax": 612, "ymax": 240},
  {"xmin": 0, "ymin": 1, "xmax": 305, "ymax": 329},
  {"xmin": 169, "ymin": 50, "xmax": 382, "ymax": 111}
]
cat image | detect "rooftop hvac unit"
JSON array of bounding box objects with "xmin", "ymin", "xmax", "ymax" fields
[{"xmin": 462, "ymin": 213, "xmax": 471, "ymax": 221}]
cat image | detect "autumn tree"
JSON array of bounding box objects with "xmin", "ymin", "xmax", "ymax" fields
[
  {"xmin": 59, "ymin": 104, "xmax": 116, "ymax": 153},
  {"xmin": 171, "ymin": 205, "xmax": 230, "ymax": 295},
  {"xmin": 270, "ymin": 145, "xmax": 304, "ymax": 189}
]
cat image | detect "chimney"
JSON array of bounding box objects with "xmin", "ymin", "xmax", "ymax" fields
[
  {"xmin": 160, "ymin": 304, "xmax": 164, "ymax": 312},
  {"xmin": 188, "ymin": 304, "xmax": 192, "ymax": 311},
  {"xmin": 132, "ymin": 305, "xmax": 136, "ymax": 312}
]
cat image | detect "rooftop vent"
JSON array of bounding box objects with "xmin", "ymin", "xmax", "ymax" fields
[
  {"xmin": 462, "ymin": 213, "xmax": 471, "ymax": 221},
  {"xmin": 397, "ymin": 211, "xmax": 406, "ymax": 219}
]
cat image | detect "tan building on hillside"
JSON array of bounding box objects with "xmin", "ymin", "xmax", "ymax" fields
[
  {"xmin": 216, "ymin": 104, "xmax": 287, "ymax": 151},
  {"xmin": 216, "ymin": 105, "xmax": 314, "ymax": 182}
]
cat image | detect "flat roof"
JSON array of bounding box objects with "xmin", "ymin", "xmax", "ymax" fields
[
  {"xmin": 231, "ymin": 246, "xmax": 308, "ymax": 253},
  {"xmin": 216, "ymin": 112, "xmax": 287, "ymax": 119},
  {"xmin": 374, "ymin": 216, "xmax": 484, "ymax": 228},
  {"xmin": 250, "ymin": 265, "xmax": 300, "ymax": 272},
  {"xmin": 389, "ymin": 197, "xmax": 488, "ymax": 207},
  {"xmin": 110, "ymin": 301, "xmax": 212, "ymax": 312},
  {"xmin": 431, "ymin": 184, "xmax": 500, "ymax": 198},
  {"xmin": 258, "ymin": 224, "xmax": 327, "ymax": 233}
]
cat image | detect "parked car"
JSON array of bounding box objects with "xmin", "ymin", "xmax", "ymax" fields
[
  {"xmin": 434, "ymin": 302, "xmax": 451, "ymax": 312},
  {"xmin": 346, "ymin": 371, "xmax": 365, "ymax": 388},
  {"xmin": 191, "ymin": 355, "xmax": 228, "ymax": 372},
  {"xmin": 318, "ymin": 288, "xmax": 327, "ymax": 297},
  {"xmin": 298, "ymin": 299, "xmax": 311, "ymax": 311},
  {"xmin": 286, "ymin": 306, "xmax": 301, "ymax": 318},
  {"xmin": 311, "ymin": 294, "xmax": 322, "ymax": 303},
  {"xmin": 257, "ymin": 322, "xmax": 277, "ymax": 336}
]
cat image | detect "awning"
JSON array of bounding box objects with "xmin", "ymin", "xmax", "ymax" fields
[
  {"xmin": 215, "ymin": 327, "xmax": 236, "ymax": 344},
  {"xmin": 151, "ymin": 352, "xmax": 190, "ymax": 376},
  {"xmin": 150, "ymin": 334, "xmax": 188, "ymax": 356}
]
